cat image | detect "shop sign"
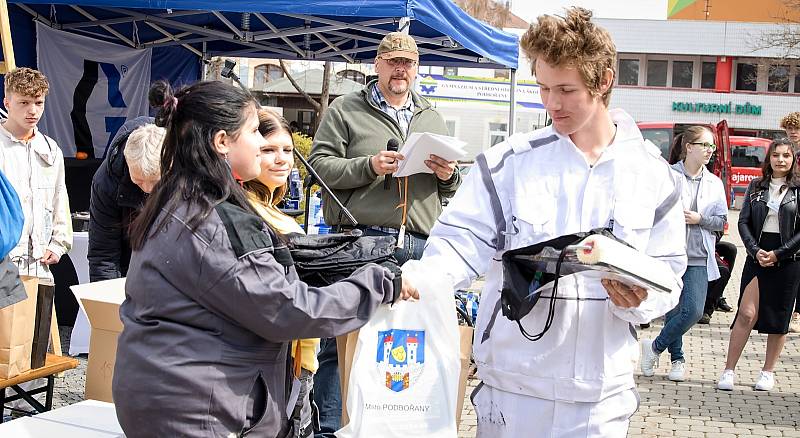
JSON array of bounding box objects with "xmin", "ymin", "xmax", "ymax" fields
[
  {"xmin": 671, "ymin": 101, "xmax": 762, "ymax": 116},
  {"xmin": 416, "ymin": 74, "xmax": 544, "ymax": 109}
]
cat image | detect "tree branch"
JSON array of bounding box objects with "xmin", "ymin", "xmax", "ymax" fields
[{"xmin": 279, "ymin": 59, "xmax": 321, "ymax": 112}]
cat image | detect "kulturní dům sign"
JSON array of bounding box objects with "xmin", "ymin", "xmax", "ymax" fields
[{"xmin": 671, "ymin": 101, "xmax": 762, "ymax": 116}]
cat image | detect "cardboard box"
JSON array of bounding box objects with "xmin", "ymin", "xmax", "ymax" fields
[{"xmin": 71, "ymin": 278, "xmax": 126, "ymax": 403}]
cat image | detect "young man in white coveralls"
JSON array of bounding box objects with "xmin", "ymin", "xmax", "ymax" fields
[{"xmin": 406, "ymin": 8, "xmax": 687, "ymax": 437}]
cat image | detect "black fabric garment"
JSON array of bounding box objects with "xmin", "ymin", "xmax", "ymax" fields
[
  {"xmin": 0, "ymin": 255, "xmax": 26, "ymax": 310},
  {"xmin": 739, "ymin": 181, "xmax": 800, "ymax": 261},
  {"xmin": 287, "ymin": 229, "xmax": 401, "ymax": 296},
  {"xmin": 734, "ymin": 233, "xmax": 800, "ymax": 334},
  {"xmin": 88, "ymin": 117, "xmax": 153, "ymax": 282},
  {"xmin": 704, "ymin": 241, "xmax": 737, "ymax": 317}
]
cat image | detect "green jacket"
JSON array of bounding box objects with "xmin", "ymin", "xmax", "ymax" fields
[{"xmin": 308, "ymin": 80, "xmax": 461, "ymax": 235}]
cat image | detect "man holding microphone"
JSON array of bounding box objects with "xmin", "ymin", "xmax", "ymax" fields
[{"xmin": 308, "ymin": 31, "xmax": 461, "ymax": 437}]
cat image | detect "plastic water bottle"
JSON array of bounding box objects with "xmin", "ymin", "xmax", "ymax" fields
[
  {"xmin": 308, "ymin": 192, "xmax": 322, "ymax": 234},
  {"xmin": 289, "ymin": 169, "xmax": 302, "ymax": 200}
]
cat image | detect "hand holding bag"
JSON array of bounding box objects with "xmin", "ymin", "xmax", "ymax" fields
[{"xmin": 336, "ymin": 262, "xmax": 461, "ymax": 437}]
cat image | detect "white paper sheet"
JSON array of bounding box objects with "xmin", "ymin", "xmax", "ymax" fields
[{"xmin": 394, "ymin": 132, "xmax": 467, "ymax": 177}]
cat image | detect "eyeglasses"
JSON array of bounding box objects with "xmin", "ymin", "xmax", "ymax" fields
[
  {"xmin": 381, "ymin": 57, "xmax": 418, "ymax": 68},
  {"xmin": 689, "ymin": 142, "xmax": 717, "ymax": 152}
]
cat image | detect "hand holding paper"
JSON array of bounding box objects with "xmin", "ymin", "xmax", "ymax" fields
[{"xmin": 394, "ymin": 133, "xmax": 467, "ymax": 177}]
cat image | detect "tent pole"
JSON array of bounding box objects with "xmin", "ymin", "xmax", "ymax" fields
[
  {"xmin": 201, "ymin": 42, "xmax": 208, "ymax": 80},
  {"xmin": 508, "ymin": 68, "xmax": 517, "ymax": 136}
]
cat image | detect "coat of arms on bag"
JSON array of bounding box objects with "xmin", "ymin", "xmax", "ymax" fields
[{"xmin": 376, "ymin": 329, "xmax": 425, "ymax": 392}]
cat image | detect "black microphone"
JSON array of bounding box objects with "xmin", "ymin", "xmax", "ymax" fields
[{"xmin": 384, "ymin": 138, "xmax": 400, "ymax": 190}]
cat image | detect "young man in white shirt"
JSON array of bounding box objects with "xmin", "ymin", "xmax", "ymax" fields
[
  {"xmin": 1, "ymin": 67, "xmax": 71, "ymax": 280},
  {"xmin": 407, "ymin": 8, "xmax": 687, "ymax": 437}
]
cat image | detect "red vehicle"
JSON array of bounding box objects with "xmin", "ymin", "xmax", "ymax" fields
[
  {"xmin": 729, "ymin": 135, "xmax": 771, "ymax": 198},
  {"xmin": 637, "ymin": 121, "xmax": 732, "ymax": 206}
]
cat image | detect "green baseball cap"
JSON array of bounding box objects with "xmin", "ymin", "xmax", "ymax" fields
[{"xmin": 377, "ymin": 32, "xmax": 419, "ymax": 61}]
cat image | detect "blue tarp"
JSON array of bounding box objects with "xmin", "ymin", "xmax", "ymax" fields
[{"xmin": 8, "ymin": 0, "xmax": 519, "ymax": 69}]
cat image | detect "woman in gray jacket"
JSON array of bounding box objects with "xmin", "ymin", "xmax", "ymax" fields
[{"xmin": 112, "ymin": 80, "xmax": 414, "ymax": 437}]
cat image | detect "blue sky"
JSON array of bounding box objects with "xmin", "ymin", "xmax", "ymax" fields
[{"xmin": 511, "ymin": 0, "xmax": 668, "ymax": 21}]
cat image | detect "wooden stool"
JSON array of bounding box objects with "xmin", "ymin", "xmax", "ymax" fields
[{"xmin": 0, "ymin": 354, "xmax": 79, "ymax": 422}]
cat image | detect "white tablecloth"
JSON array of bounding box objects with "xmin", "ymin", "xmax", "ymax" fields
[
  {"xmin": 0, "ymin": 400, "xmax": 122, "ymax": 437},
  {"xmin": 69, "ymin": 232, "xmax": 91, "ymax": 356}
]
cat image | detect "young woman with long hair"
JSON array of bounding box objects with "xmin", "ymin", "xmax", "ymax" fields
[
  {"xmin": 243, "ymin": 108, "xmax": 317, "ymax": 437},
  {"xmin": 718, "ymin": 138, "xmax": 800, "ymax": 392},
  {"xmin": 112, "ymin": 80, "xmax": 415, "ymax": 437},
  {"xmin": 641, "ymin": 126, "xmax": 728, "ymax": 382}
]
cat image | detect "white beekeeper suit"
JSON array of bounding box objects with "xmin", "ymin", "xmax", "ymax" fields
[{"xmin": 410, "ymin": 109, "xmax": 687, "ymax": 437}]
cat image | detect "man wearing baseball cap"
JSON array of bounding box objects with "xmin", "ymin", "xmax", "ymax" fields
[{"xmin": 308, "ymin": 31, "xmax": 461, "ymax": 437}]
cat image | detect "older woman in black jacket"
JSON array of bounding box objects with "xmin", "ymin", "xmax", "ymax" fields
[{"xmin": 718, "ymin": 139, "xmax": 800, "ymax": 392}]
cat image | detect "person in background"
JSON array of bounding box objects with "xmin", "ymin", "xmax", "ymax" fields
[
  {"xmin": 718, "ymin": 139, "xmax": 800, "ymax": 392},
  {"xmin": 112, "ymin": 80, "xmax": 416, "ymax": 437},
  {"xmin": 698, "ymin": 239, "xmax": 736, "ymax": 324},
  {"xmin": 780, "ymin": 111, "xmax": 800, "ymax": 332},
  {"xmin": 243, "ymin": 108, "xmax": 318, "ymax": 437},
  {"xmin": 407, "ymin": 8, "xmax": 686, "ymax": 437},
  {"xmin": 781, "ymin": 111, "xmax": 800, "ymax": 151},
  {"xmin": 641, "ymin": 126, "xmax": 728, "ymax": 382},
  {"xmin": 88, "ymin": 122, "xmax": 164, "ymax": 281},
  {"xmin": 0, "ymin": 67, "xmax": 71, "ymax": 279},
  {"xmin": 307, "ymin": 31, "xmax": 461, "ymax": 437}
]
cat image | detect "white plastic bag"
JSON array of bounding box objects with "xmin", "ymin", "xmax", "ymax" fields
[{"xmin": 336, "ymin": 262, "xmax": 460, "ymax": 437}]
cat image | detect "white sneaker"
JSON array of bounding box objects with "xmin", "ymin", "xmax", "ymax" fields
[
  {"xmin": 640, "ymin": 339, "xmax": 660, "ymax": 377},
  {"xmin": 754, "ymin": 371, "xmax": 775, "ymax": 391},
  {"xmin": 790, "ymin": 313, "xmax": 800, "ymax": 333},
  {"xmin": 717, "ymin": 369, "xmax": 735, "ymax": 390},
  {"xmin": 668, "ymin": 360, "xmax": 686, "ymax": 381}
]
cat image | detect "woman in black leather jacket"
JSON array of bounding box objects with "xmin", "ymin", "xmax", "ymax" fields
[{"xmin": 718, "ymin": 139, "xmax": 800, "ymax": 392}]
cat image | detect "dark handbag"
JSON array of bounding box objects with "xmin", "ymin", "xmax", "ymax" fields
[
  {"xmin": 501, "ymin": 228, "xmax": 633, "ymax": 341},
  {"xmin": 286, "ymin": 229, "xmax": 401, "ymax": 290}
]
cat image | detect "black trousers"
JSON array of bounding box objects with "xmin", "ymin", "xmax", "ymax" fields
[{"xmin": 704, "ymin": 241, "xmax": 737, "ymax": 316}]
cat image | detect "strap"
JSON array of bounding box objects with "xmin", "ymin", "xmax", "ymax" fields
[{"xmin": 293, "ymin": 340, "xmax": 303, "ymax": 379}]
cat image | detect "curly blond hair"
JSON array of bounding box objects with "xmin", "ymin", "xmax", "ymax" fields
[
  {"xmin": 3, "ymin": 67, "xmax": 49, "ymax": 97},
  {"xmin": 780, "ymin": 112, "xmax": 800, "ymax": 130},
  {"xmin": 520, "ymin": 7, "xmax": 616, "ymax": 106}
]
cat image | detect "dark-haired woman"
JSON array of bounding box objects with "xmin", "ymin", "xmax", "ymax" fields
[
  {"xmin": 718, "ymin": 139, "xmax": 800, "ymax": 392},
  {"xmin": 112, "ymin": 81, "xmax": 416, "ymax": 437}
]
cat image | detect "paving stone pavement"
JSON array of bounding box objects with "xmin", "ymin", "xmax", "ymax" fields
[{"xmin": 8, "ymin": 211, "xmax": 799, "ymax": 437}]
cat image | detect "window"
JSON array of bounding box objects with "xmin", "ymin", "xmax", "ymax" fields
[
  {"xmin": 444, "ymin": 66, "xmax": 458, "ymax": 76},
  {"xmin": 732, "ymin": 145, "xmax": 766, "ymax": 168},
  {"xmin": 253, "ymin": 64, "xmax": 283, "ymax": 89},
  {"xmin": 489, "ymin": 122, "xmax": 507, "ymax": 147},
  {"xmin": 795, "ymin": 71, "xmax": 800, "ymax": 93},
  {"xmin": 768, "ymin": 65, "xmax": 790, "ymax": 92},
  {"xmin": 337, "ymin": 69, "xmax": 366, "ymax": 84},
  {"xmin": 735, "ymin": 63, "xmax": 758, "ymax": 91},
  {"xmin": 297, "ymin": 110, "xmax": 316, "ymax": 136},
  {"xmin": 701, "ymin": 62, "xmax": 717, "ymax": 89},
  {"xmin": 640, "ymin": 128, "xmax": 673, "ymax": 160},
  {"xmin": 672, "ymin": 61, "xmax": 693, "ymax": 88},
  {"xmin": 445, "ymin": 120, "xmax": 457, "ymax": 136},
  {"xmin": 494, "ymin": 69, "xmax": 510, "ymax": 79},
  {"xmin": 646, "ymin": 60, "xmax": 668, "ymax": 87},
  {"xmin": 618, "ymin": 59, "xmax": 639, "ymax": 85}
]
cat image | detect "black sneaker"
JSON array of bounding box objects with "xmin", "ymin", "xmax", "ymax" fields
[
  {"xmin": 716, "ymin": 298, "xmax": 733, "ymax": 313},
  {"xmin": 698, "ymin": 313, "xmax": 711, "ymax": 324}
]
